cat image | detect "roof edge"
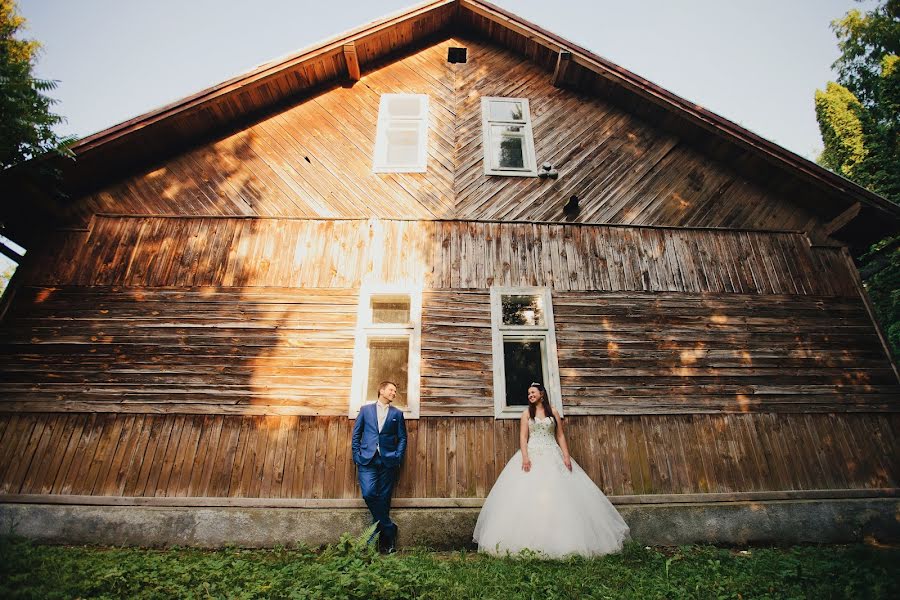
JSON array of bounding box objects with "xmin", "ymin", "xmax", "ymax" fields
[
  {"xmin": 27, "ymin": 0, "xmax": 900, "ymax": 226},
  {"xmin": 72, "ymin": 0, "xmax": 456, "ymax": 154}
]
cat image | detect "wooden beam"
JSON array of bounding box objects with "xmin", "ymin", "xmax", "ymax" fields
[
  {"xmin": 551, "ymin": 48, "xmax": 572, "ymax": 87},
  {"xmin": 2, "ymin": 488, "xmax": 896, "ymax": 508},
  {"xmin": 343, "ymin": 42, "xmax": 360, "ymax": 81},
  {"xmin": 822, "ymin": 201, "xmax": 861, "ymax": 237}
]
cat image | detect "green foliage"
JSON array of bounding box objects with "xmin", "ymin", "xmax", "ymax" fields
[
  {"xmin": 831, "ymin": 1, "xmax": 900, "ymax": 112},
  {"xmin": 860, "ymin": 234, "xmax": 900, "ymax": 357},
  {"xmin": 2, "ymin": 536, "xmax": 899, "ymax": 599},
  {"xmin": 0, "ymin": 0, "xmax": 74, "ymax": 171},
  {"xmin": 816, "ymin": 81, "xmax": 870, "ymax": 178},
  {"xmin": 816, "ymin": 1, "xmax": 900, "ymax": 202}
]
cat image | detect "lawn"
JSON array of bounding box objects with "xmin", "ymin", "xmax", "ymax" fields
[{"xmin": 1, "ymin": 532, "xmax": 897, "ymax": 599}]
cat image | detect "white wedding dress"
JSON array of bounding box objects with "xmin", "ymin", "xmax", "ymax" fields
[{"xmin": 473, "ymin": 416, "xmax": 630, "ymax": 558}]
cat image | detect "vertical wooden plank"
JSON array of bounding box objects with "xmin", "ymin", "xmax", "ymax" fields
[
  {"xmin": 206, "ymin": 416, "xmax": 240, "ymax": 497},
  {"xmin": 291, "ymin": 416, "xmax": 312, "ymax": 499},
  {"xmin": 322, "ymin": 416, "xmax": 341, "ymax": 499},
  {"xmin": 49, "ymin": 415, "xmax": 89, "ymax": 494},
  {"xmin": 414, "ymin": 416, "xmax": 428, "ymax": 498},
  {"xmin": 60, "ymin": 414, "xmax": 106, "ymax": 495},
  {"xmin": 446, "ymin": 418, "xmax": 458, "ymax": 497},
  {"xmin": 0, "ymin": 416, "xmax": 41, "ymax": 494},
  {"xmin": 152, "ymin": 415, "xmax": 187, "ymax": 497},
  {"xmin": 235, "ymin": 416, "xmax": 262, "ymax": 498},
  {"xmin": 100, "ymin": 415, "xmax": 144, "ymax": 497},
  {"xmin": 301, "ymin": 416, "xmax": 320, "ymax": 498},
  {"xmin": 20, "ymin": 415, "xmax": 66, "ymax": 494},
  {"xmin": 127, "ymin": 415, "xmax": 170, "ymax": 497},
  {"xmin": 79, "ymin": 415, "xmax": 125, "ymax": 496},
  {"xmin": 173, "ymin": 415, "xmax": 205, "ymax": 497},
  {"xmin": 226, "ymin": 417, "xmax": 254, "ymax": 497},
  {"xmin": 249, "ymin": 416, "xmax": 276, "ymax": 498},
  {"xmin": 270, "ymin": 416, "xmax": 293, "ymax": 498},
  {"xmin": 191, "ymin": 415, "xmax": 225, "ymax": 497},
  {"xmin": 260, "ymin": 416, "xmax": 286, "ymax": 498},
  {"xmin": 310, "ymin": 417, "xmax": 328, "ymax": 499},
  {"xmin": 279, "ymin": 416, "xmax": 300, "ymax": 498}
]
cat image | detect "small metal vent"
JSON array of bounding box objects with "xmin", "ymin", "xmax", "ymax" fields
[{"xmin": 447, "ymin": 47, "xmax": 467, "ymax": 63}]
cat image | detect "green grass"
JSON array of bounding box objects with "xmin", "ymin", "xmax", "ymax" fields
[{"xmin": 1, "ymin": 532, "xmax": 897, "ymax": 599}]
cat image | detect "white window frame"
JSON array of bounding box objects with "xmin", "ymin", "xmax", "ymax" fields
[
  {"xmin": 489, "ymin": 286, "xmax": 563, "ymax": 419},
  {"xmin": 349, "ymin": 284, "xmax": 422, "ymax": 419},
  {"xmin": 372, "ymin": 93, "xmax": 429, "ymax": 173},
  {"xmin": 481, "ymin": 97, "xmax": 538, "ymax": 177}
]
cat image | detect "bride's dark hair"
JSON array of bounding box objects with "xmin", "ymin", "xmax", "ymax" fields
[{"xmin": 527, "ymin": 382, "xmax": 553, "ymax": 421}]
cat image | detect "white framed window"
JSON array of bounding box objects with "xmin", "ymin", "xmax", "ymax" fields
[
  {"xmin": 481, "ymin": 97, "xmax": 538, "ymax": 177},
  {"xmin": 372, "ymin": 93, "xmax": 429, "ymax": 173},
  {"xmin": 489, "ymin": 287, "xmax": 563, "ymax": 419},
  {"xmin": 349, "ymin": 284, "xmax": 422, "ymax": 418}
]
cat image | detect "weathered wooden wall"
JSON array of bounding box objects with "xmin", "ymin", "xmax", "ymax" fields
[
  {"xmin": 1, "ymin": 413, "xmax": 896, "ymax": 499},
  {"xmin": 24, "ymin": 217, "xmax": 853, "ymax": 292},
  {"xmin": 3, "ymin": 218, "xmax": 895, "ymax": 417},
  {"xmin": 72, "ymin": 36, "xmax": 824, "ymax": 239},
  {"xmin": 1, "ymin": 31, "xmax": 896, "ymax": 504}
]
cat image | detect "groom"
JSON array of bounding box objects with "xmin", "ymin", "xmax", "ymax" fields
[{"xmin": 351, "ymin": 380, "xmax": 407, "ymax": 552}]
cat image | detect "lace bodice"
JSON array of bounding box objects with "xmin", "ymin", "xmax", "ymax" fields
[{"xmin": 527, "ymin": 416, "xmax": 558, "ymax": 454}]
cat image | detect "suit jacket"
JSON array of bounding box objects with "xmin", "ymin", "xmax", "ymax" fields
[{"xmin": 351, "ymin": 402, "xmax": 407, "ymax": 468}]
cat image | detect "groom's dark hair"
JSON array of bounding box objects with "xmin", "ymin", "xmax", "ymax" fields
[
  {"xmin": 527, "ymin": 382, "xmax": 553, "ymax": 421},
  {"xmin": 378, "ymin": 381, "xmax": 397, "ymax": 395}
]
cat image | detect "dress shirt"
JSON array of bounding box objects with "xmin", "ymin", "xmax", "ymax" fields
[
  {"xmin": 376, "ymin": 401, "xmax": 390, "ymax": 432},
  {"xmin": 375, "ymin": 401, "xmax": 390, "ymax": 454}
]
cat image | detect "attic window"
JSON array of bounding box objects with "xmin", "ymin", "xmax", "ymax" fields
[
  {"xmin": 448, "ymin": 47, "xmax": 467, "ymax": 63},
  {"xmin": 481, "ymin": 97, "xmax": 538, "ymax": 177},
  {"xmin": 373, "ymin": 93, "xmax": 429, "ymax": 173}
]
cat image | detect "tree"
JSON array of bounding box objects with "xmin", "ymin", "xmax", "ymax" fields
[
  {"xmin": 0, "ymin": 0, "xmax": 73, "ymax": 170},
  {"xmin": 815, "ymin": 1, "xmax": 900, "ymax": 359},
  {"xmin": 816, "ymin": 1, "xmax": 900, "ymax": 203}
]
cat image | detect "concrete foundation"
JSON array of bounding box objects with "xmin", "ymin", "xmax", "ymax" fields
[{"xmin": 1, "ymin": 498, "xmax": 897, "ymax": 548}]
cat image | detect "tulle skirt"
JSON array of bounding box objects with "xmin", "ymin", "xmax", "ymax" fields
[{"xmin": 473, "ymin": 446, "xmax": 630, "ymax": 558}]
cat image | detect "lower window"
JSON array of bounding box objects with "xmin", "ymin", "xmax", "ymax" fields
[{"xmin": 489, "ymin": 287, "xmax": 563, "ymax": 418}]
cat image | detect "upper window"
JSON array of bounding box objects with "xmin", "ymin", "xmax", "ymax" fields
[
  {"xmin": 350, "ymin": 285, "xmax": 422, "ymax": 418},
  {"xmin": 373, "ymin": 94, "xmax": 429, "ymax": 173},
  {"xmin": 489, "ymin": 287, "xmax": 563, "ymax": 418},
  {"xmin": 481, "ymin": 97, "xmax": 537, "ymax": 177}
]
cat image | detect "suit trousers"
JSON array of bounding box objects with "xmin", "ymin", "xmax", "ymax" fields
[{"xmin": 357, "ymin": 451, "xmax": 399, "ymax": 541}]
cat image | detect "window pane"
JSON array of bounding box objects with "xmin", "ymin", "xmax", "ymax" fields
[
  {"xmin": 489, "ymin": 100, "xmax": 524, "ymax": 121},
  {"xmin": 386, "ymin": 124, "xmax": 420, "ymax": 166},
  {"xmin": 371, "ymin": 297, "xmax": 411, "ymax": 324},
  {"xmin": 491, "ymin": 125, "xmax": 525, "ymax": 169},
  {"xmin": 502, "ymin": 295, "xmax": 545, "ymax": 326},
  {"xmin": 366, "ymin": 337, "xmax": 409, "ymax": 409},
  {"xmin": 386, "ymin": 95, "xmax": 422, "ymax": 118},
  {"xmin": 503, "ymin": 339, "xmax": 545, "ymax": 406}
]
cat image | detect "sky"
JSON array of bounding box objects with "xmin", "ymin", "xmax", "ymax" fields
[{"xmin": 16, "ymin": 0, "xmax": 876, "ymax": 162}]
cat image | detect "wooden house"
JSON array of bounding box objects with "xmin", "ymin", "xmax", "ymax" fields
[{"xmin": 0, "ymin": 0, "xmax": 898, "ymax": 546}]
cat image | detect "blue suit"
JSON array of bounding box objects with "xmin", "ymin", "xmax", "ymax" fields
[{"xmin": 352, "ymin": 402, "xmax": 407, "ymax": 547}]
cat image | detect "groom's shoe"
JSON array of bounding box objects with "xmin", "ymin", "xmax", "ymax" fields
[{"xmin": 385, "ymin": 526, "xmax": 398, "ymax": 554}]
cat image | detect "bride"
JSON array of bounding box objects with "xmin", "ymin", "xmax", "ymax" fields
[{"xmin": 473, "ymin": 382, "xmax": 630, "ymax": 557}]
